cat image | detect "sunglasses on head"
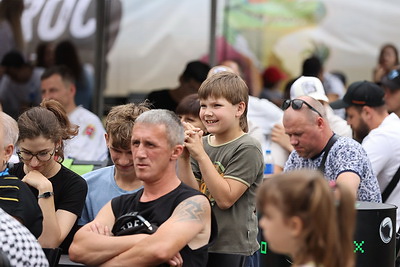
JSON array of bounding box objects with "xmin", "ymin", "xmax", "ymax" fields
[
  {"xmin": 282, "ymin": 99, "xmax": 323, "ymax": 117},
  {"xmin": 387, "ymin": 69, "xmax": 400, "ymax": 81}
]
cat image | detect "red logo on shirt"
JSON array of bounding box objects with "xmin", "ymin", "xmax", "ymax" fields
[{"xmin": 83, "ymin": 125, "xmax": 96, "ymax": 138}]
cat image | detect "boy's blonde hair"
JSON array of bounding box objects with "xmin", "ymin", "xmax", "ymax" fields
[
  {"xmin": 105, "ymin": 102, "xmax": 150, "ymax": 150},
  {"xmin": 198, "ymin": 71, "xmax": 248, "ymax": 132}
]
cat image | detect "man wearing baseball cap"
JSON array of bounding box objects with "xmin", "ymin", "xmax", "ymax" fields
[
  {"xmin": 381, "ymin": 68, "xmax": 400, "ymax": 117},
  {"xmin": 331, "ymin": 80, "xmax": 400, "ymax": 229}
]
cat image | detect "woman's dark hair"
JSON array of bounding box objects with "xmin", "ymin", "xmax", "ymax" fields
[
  {"xmin": 36, "ymin": 42, "xmax": 54, "ymax": 68},
  {"xmin": 54, "ymin": 40, "xmax": 83, "ymax": 81},
  {"xmin": 17, "ymin": 99, "xmax": 78, "ymax": 162}
]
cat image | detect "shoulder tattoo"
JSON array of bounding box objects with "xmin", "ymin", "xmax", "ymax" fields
[{"xmin": 173, "ymin": 196, "xmax": 209, "ymax": 223}]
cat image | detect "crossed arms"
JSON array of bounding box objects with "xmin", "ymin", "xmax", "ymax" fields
[{"xmin": 69, "ymin": 194, "xmax": 211, "ymax": 266}]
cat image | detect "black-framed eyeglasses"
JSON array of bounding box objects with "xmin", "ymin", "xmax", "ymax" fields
[
  {"xmin": 387, "ymin": 69, "xmax": 400, "ymax": 80},
  {"xmin": 282, "ymin": 99, "xmax": 323, "ymax": 117},
  {"xmin": 16, "ymin": 147, "xmax": 56, "ymax": 162}
]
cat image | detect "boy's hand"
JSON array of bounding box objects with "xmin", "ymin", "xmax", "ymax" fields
[{"xmin": 183, "ymin": 122, "xmax": 205, "ymax": 160}]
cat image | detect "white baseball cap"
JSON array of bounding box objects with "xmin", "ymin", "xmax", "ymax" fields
[{"xmin": 290, "ymin": 76, "xmax": 329, "ymax": 102}]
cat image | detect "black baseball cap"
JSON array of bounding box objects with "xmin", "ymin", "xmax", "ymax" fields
[
  {"xmin": 381, "ymin": 68, "xmax": 400, "ymax": 91},
  {"xmin": 330, "ymin": 81, "xmax": 385, "ymax": 109}
]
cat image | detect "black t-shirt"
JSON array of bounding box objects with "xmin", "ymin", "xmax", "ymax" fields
[
  {"xmin": 112, "ymin": 182, "xmax": 217, "ymax": 267},
  {"xmin": 0, "ymin": 173, "xmax": 43, "ymax": 238},
  {"xmin": 146, "ymin": 89, "xmax": 178, "ymax": 112},
  {"xmin": 10, "ymin": 162, "xmax": 88, "ymax": 252}
]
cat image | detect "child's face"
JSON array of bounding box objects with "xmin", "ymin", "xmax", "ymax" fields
[
  {"xmin": 259, "ymin": 205, "xmax": 295, "ymax": 256},
  {"xmin": 106, "ymin": 134, "xmax": 135, "ymax": 176},
  {"xmin": 199, "ymin": 97, "xmax": 243, "ymax": 135},
  {"xmin": 179, "ymin": 114, "xmax": 207, "ymax": 133}
]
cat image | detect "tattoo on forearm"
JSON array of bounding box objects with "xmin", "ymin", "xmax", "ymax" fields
[{"xmin": 174, "ymin": 197, "xmax": 206, "ymax": 223}]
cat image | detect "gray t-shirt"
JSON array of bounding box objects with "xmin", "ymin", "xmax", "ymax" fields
[
  {"xmin": 191, "ymin": 133, "xmax": 263, "ymax": 255},
  {"xmin": 284, "ymin": 136, "xmax": 382, "ymax": 203},
  {"xmin": 0, "ymin": 68, "xmax": 43, "ymax": 119}
]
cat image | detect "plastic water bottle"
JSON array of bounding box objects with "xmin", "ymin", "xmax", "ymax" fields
[{"xmin": 263, "ymin": 149, "xmax": 274, "ymax": 178}]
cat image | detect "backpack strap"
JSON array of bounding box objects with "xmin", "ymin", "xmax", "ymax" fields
[
  {"xmin": 382, "ymin": 166, "xmax": 400, "ymax": 202},
  {"xmin": 318, "ymin": 133, "xmax": 339, "ymax": 174}
]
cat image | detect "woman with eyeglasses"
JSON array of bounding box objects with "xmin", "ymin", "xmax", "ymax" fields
[{"xmin": 9, "ymin": 99, "xmax": 88, "ymax": 251}]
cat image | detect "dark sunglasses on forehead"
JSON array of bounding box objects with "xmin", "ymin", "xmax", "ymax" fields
[{"xmin": 281, "ymin": 99, "xmax": 323, "ymax": 117}]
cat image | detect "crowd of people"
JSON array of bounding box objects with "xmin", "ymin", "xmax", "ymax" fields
[{"xmin": 0, "ymin": 5, "xmax": 399, "ymax": 263}]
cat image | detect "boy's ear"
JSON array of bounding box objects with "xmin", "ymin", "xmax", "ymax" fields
[
  {"xmin": 105, "ymin": 133, "xmax": 110, "ymax": 146},
  {"xmin": 236, "ymin": 101, "xmax": 246, "ymax": 117}
]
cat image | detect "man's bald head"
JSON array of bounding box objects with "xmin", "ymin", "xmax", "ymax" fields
[
  {"xmin": 283, "ymin": 96, "xmax": 326, "ymax": 124},
  {"xmin": 283, "ymin": 96, "xmax": 333, "ymax": 158}
]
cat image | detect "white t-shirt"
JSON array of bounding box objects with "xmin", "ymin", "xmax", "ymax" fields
[
  {"xmin": 362, "ymin": 112, "xmax": 400, "ymax": 229},
  {"xmin": 325, "ymin": 104, "xmax": 352, "ymax": 138},
  {"xmin": 247, "ymin": 96, "xmax": 289, "ymax": 168},
  {"xmin": 65, "ymin": 106, "xmax": 108, "ymax": 161}
]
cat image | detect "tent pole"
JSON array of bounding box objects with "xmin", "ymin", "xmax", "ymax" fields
[
  {"xmin": 209, "ymin": 0, "xmax": 217, "ymax": 67},
  {"xmin": 94, "ymin": 0, "xmax": 107, "ymax": 117}
]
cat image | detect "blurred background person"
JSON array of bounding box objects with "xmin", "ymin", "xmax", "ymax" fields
[
  {"xmin": 35, "ymin": 41, "xmax": 55, "ymax": 70},
  {"xmin": 40, "ymin": 65, "xmax": 108, "ymax": 162},
  {"xmin": 0, "ymin": 0, "xmax": 24, "ymax": 62},
  {"xmin": 381, "ymin": 68, "xmax": 400, "ymax": 117},
  {"xmin": 54, "ymin": 40, "xmax": 94, "ymax": 110},
  {"xmin": 146, "ymin": 60, "xmax": 210, "ymax": 112},
  {"xmin": 0, "ymin": 50, "xmax": 43, "ymax": 120},
  {"xmin": 373, "ymin": 43, "xmax": 399, "ymax": 83},
  {"xmin": 259, "ymin": 65, "xmax": 286, "ymax": 107}
]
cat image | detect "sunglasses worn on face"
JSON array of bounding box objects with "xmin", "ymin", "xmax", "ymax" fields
[{"xmin": 282, "ymin": 99, "xmax": 323, "ymax": 117}]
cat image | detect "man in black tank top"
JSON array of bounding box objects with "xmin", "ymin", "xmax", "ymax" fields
[{"xmin": 69, "ymin": 110, "xmax": 216, "ymax": 266}]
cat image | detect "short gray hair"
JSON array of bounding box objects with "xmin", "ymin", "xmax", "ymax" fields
[
  {"xmin": 0, "ymin": 112, "xmax": 18, "ymax": 146},
  {"xmin": 135, "ymin": 109, "xmax": 184, "ymax": 146}
]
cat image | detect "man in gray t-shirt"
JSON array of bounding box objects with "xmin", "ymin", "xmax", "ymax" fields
[{"xmin": 282, "ymin": 96, "xmax": 381, "ymax": 203}]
